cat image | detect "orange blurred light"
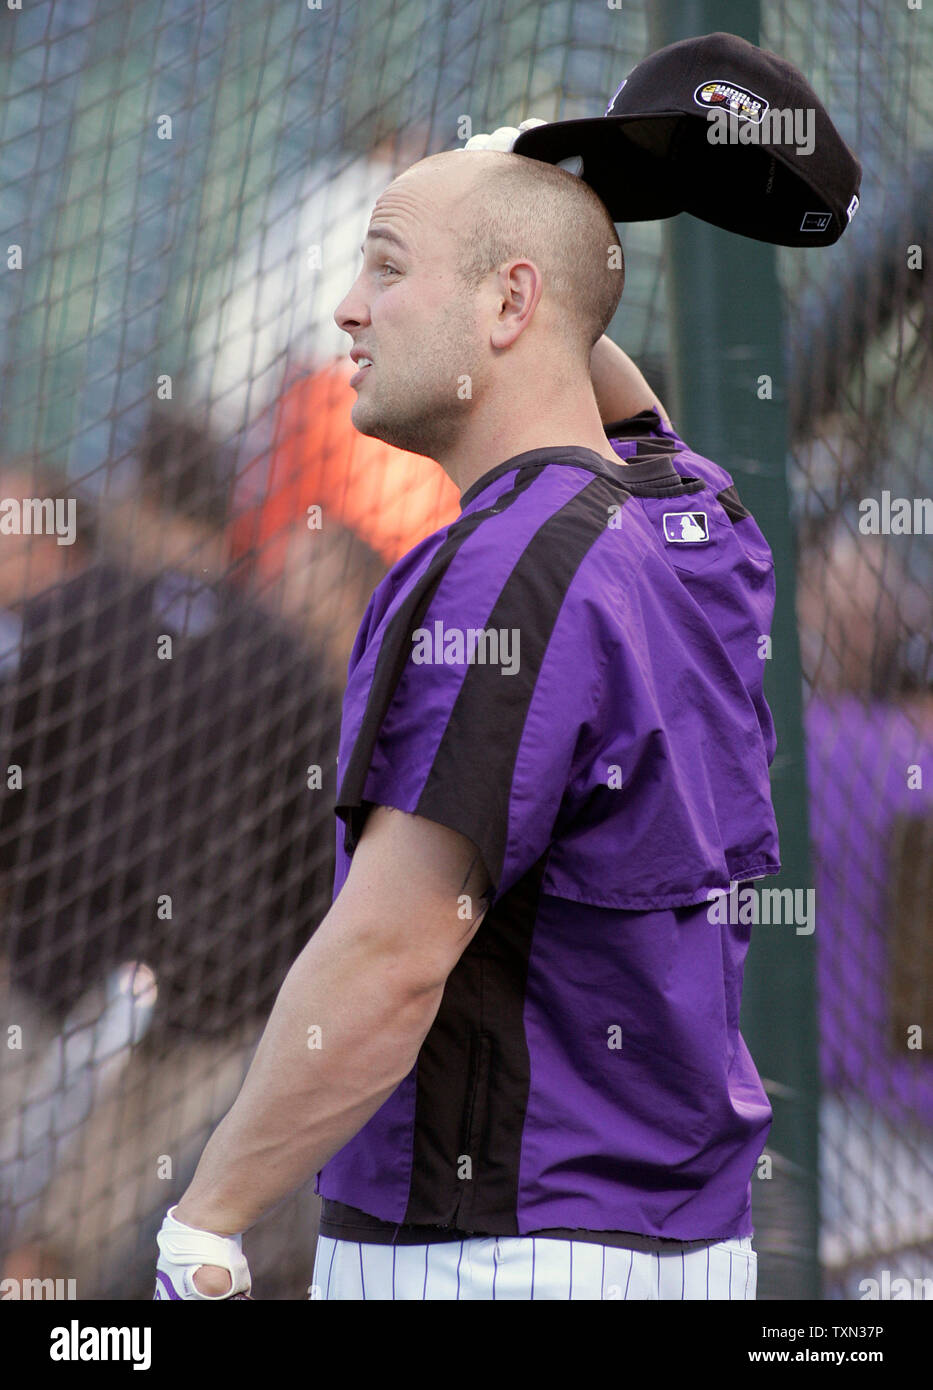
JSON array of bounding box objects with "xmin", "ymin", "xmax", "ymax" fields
[{"xmin": 233, "ymin": 360, "xmax": 461, "ymax": 573}]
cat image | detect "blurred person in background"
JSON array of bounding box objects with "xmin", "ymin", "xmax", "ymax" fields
[
  {"xmin": 0, "ymin": 407, "xmax": 352, "ymax": 1297},
  {"xmin": 798, "ymin": 525, "xmax": 933, "ymax": 1295},
  {"xmin": 0, "ymin": 409, "xmax": 343, "ymax": 1030}
]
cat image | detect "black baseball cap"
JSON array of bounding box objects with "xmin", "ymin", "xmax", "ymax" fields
[{"xmin": 512, "ymin": 32, "xmax": 861, "ymax": 247}]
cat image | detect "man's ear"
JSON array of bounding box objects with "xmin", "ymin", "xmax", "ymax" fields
[{"xmin": 490, "ymin": 259, "xmax": 543, "ymax": 350}]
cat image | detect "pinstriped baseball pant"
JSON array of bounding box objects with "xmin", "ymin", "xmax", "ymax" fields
[{"xmin": 310, "ymin": 1233, "xmax": 756, "ymax": 1300}]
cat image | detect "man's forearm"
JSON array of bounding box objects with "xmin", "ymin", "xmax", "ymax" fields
[
  {"xmin": 172, "ymin": 917, "xmax": 446, "ymax": 1235},
  {"xmin": 590, "ymin": 334, "xmax": 670, "ymax": 427}
]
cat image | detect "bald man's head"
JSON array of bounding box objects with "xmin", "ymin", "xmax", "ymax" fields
[
  {"xmin": 334, "ymin": 147, "xmax": 624, "ymax": 464},
  {"xmin": 420, "ymin": 149, "xmax": 625, "ymax": 358}
]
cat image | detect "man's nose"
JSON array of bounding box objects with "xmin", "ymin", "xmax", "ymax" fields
[{"xmin": 334, "ymin": 275, "xmax": 369, "ymax": 335}]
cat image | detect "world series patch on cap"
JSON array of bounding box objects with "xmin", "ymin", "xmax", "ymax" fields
[{"xmin": 512, "ymin": 31, "xmax": 862, "ymax": 247}]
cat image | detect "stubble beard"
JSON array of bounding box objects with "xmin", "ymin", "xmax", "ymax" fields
[
  {"xmin": 351, "ymin": 379, "xmax": 466, "ymax": 460},
  {"xmin": 351, "ymin": 303, "xmax": 482, "ymax": 462}
]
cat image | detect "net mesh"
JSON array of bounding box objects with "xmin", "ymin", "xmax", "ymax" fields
[
  {"xmin": 763, "ymin": 1, "xmax": 933, "ymax": 1302},
  {"xmin": 0, "ymin": 0, "xmax": 929, "ymax": 1300}
]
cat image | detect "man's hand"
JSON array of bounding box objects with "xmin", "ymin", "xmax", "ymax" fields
[
  {"xmin": 154, "ymin": 1205, "xmax": 252, "ymax": 1300},
  {"xmin": 461, "ymin": 118, "xmax": 547, "ymax": 152},
  {"xmin": 460, "ymin": 117, "xmax": 584, "ymax": 175}
]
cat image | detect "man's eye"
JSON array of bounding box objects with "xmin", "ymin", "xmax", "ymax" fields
[{"xmin": 380, "ymin": 262, "xmax": 399, "ymax": 276}]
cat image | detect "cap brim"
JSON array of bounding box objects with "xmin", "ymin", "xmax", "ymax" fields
[
  {"xmin": 512, "ymin": 115, "xmax": 687, "ymax": 222},
  {"xmin": 514, "ymin": 113, "xmax": 852, "ymax": 246}
]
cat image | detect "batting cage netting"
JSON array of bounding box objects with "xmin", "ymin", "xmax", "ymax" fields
[{"xmin": 0, "ymin": 0, "xmax": 930, "ymax": 1301}]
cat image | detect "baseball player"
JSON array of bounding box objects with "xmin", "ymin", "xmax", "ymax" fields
[
  {"xmin": 154, "ymin": 120, "xmax": 788, "ymax": 1299},
  {"xmin": 155, "ymin": 30, "xmax": 863, "ymax": 1303}
]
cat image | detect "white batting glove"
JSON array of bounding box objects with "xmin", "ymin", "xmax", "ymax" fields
[
  {"xmin": 462, "ymin": 117, "xmax": 548, "ymax": 151},
  {"xmin": 460, "ymin": 118, "xmax": 583, "ymax": 175},
  {"xmin": 154, "ymin": 1204, "xmax": 252, "ymax": 1300}
]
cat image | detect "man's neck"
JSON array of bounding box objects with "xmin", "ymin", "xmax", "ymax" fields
[{"xmin": 440, "ymin": 394, "xmax": 626, "ymax": 501}]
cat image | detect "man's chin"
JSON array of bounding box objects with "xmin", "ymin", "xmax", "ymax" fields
[
  {"xmin": 350, "ymin": 407, "xmax": 395, "ymax": 448},
  {"xmin": 350, "ymin": 404, "xmax": 434, "ymax": 459},
  {"xmin": 349, "ymin": 400, "xmax": 382, "ymax": 440}
]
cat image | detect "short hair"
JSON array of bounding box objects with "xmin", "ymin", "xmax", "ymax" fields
[{"xmin": 452, "ymin": 152, "xmax": 625, "ymax": 355}]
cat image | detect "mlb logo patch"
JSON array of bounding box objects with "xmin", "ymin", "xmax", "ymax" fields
[{"xmin": 663, "ymin": 512, "xmax": 709, "ymax": 543}]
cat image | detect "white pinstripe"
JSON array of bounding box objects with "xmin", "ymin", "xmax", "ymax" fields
[{"xmin": 310, "ymin": 1234, "xmax": 757, "ymax": 1300}]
